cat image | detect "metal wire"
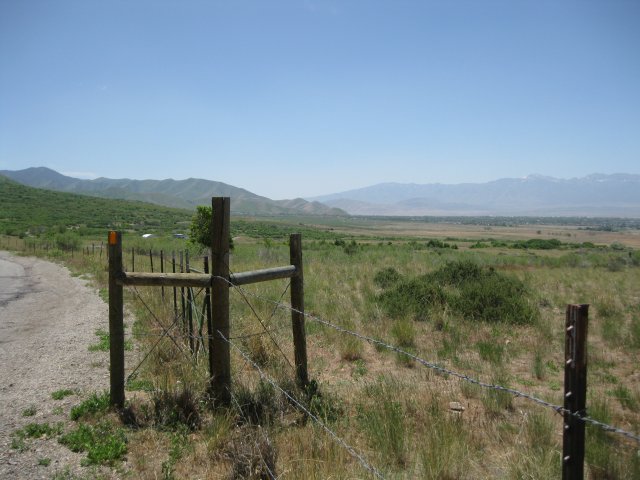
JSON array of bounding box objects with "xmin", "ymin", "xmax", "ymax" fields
[
  {"xmin": 215, "ymin": 276, "xmax": 640, "ymax": 444},
  {"xmin": 220, "ymin": 331, "xmax": 386, "ymax": 480}
]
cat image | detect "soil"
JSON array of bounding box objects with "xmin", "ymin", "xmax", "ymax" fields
[{"xmin": 0, "ymin": 251, "xmax": 123, "ymax": 479}]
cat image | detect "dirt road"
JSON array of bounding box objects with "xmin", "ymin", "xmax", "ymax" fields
[{"xmin": 0, "ymin": 251, "xmax": 116, "ymax": 478}]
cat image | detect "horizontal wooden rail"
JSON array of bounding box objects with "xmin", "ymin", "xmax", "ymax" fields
[
  {"xmin": 117, "ymin": 265, "xmax": 297, "ymax": 288},
  {"xmin": 232, "ymin": 265, "xmax": 297, "ymax": 286}
]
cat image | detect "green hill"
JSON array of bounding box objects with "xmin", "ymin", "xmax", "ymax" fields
[
  {"xmin": 0, "ymin": 175, "xmax": 192, "ymax": 236},
  {"xmin": 0, "ymin": 167, "xmax": 347, "ymax": 216}
]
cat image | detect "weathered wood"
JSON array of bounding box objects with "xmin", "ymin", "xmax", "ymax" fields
[
  {"xmin": 231, "ymin": 265, "xmax": 297, "ymax": 286},
  {"xmin": 149, "ymin": 249, "xmax": 154, "ymax": 273},
  {"xmin": 290, "ymin": 233, "xmax": 308, "ymax": 387},
  {"xmin": 172, "ymin": 251, "xmax": 177, "ymax": 318},
  {"xmin": 160, "ymin": 250, "xmax": 165, "ymax": 300},
  {"xmin": 117, "ymin": 265, "xmax": 297, "ymax": 288},
  {"xmin": 210, "ymin": 197, "xmax": 231, "ymax": 405},
  {"xmin": 119, "ymin": 272, "xmax": 213, "ymax": 287},
  {"xmin": 108, "ymin": 231, "xmax": 125, "ymax": 408},
  {"xmin": 131, "ymin": 247, "xmax": 135, "ymax": 272},
  {"xmin": 186, "ymin": 251, "xmax": 194, "ymax": 353},
  {"xmin": 204, "ymin": 256, "xmax": 212, "ymax": 357},
  {"xmin": 563, "ymin": 304, "xmax": 589, "ymax": 480}
]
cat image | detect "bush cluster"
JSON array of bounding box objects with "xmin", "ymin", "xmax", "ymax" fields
[{"xmin": 375, "ymin": 260, "xmax": 539, "ymax": 324}]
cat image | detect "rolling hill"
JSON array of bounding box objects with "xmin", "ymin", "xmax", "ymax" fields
[
  {"xmin": 0, "ymin": 175, "xmax": 193, "ymax": 235},
  {"xmin": 0, "ymin": 167, "xmax": 346, "ymax": 216}
]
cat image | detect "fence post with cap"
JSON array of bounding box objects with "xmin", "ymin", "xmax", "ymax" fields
[{"xmin": 108, "ymin": 231, "xmax": 125, "ymax": 408}]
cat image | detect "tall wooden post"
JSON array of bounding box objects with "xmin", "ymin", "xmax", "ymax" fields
[
  {"xmin": 210, "ymin": 197, "xmax": 231, "ymax": 405},
  {"xmin": 563, "ymin": 304, "xmax": 589, "ymax": 480},
  {"xmin": 160, "ymin": 250, "xmax": 165, "ymax": 300},
  {"xmin": 108, "ymin": 231, "xmax": 125, "ymax": 408},
  {"xmin": 204, "ymin": 256, "xmax": 212, "ymax": 355},
  {"xmin": 186, "ymin": 251, "xmax": 194, "ymax": 353},
  {"xmin": 290, "ymin": 233, "xmax": 309, "ymax": 387}
]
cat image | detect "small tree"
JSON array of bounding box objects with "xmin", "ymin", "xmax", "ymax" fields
[{"xmin": 189, "ymin": 206, "xmax": 234, "ymax": 251}]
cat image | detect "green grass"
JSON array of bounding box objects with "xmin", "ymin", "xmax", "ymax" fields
[
  {"xmin": 88, "ymin": 329, "xmax": 132, "ymax": 352},
  {"xmin": 52, "ymin": 389, "xmax": 75, "ymax": 400},
  {"xmin": 22, "ymin": 406, "xmax": 37, "ymax": 417},
  {"xmin": 59, "ymin": 422, "xmax": 127, "ymax": 466},
  {"xmin": 70, "ymin": 391, "xmax": 110, "ymax": 421},
  {"xmin": 11, "ymin": 423, "xmax": 63, "ymax": 451}
]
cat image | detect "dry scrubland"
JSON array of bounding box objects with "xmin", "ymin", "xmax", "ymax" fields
[{"xmin": 3, "ymin": 220, "xmax": 640, "ymax": 479}]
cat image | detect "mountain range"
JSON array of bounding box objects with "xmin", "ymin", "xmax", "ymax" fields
[
  {"xmin": 309, "ymin": 174, "xmax": 640, "ymax": 217},
  {"xmin": 2, "ymin": 168, "xmax": 639, "ymax": 218},
  {"xmin": 0, "ymin": 167, "xmax": 346, "ymax": 216}
]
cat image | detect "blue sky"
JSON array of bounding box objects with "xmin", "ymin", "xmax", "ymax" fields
[{"xmin": 1, "ymin": 1, "xmax": 639, "ymax": 199}]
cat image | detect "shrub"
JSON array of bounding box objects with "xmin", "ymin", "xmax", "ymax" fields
[
  {"xmin": 373, "ymin": 267, "xmax": 403, "ymax": 289},
  {"xmin": 375, "ymin": 260, "xmax": 539, "ymax": 324}
]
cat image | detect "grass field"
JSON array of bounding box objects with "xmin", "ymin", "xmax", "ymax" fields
[{"xmin": 2, "ymin": 215, "xmax": 640, "ymax": 479}]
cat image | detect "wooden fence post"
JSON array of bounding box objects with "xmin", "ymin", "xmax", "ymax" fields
[
  {"xmin": 186, "ymin": 251, "xmax": 194, "ymax": 353},
  {"xmin": 204, "ymin": 256, "xmax": 212, "ymax": 356},
  {"xmin": 563, "ymin": 304, "xmax": 589, "ymax": 480},
  {"xmin": 290, "ymin": 233, "xmax": 309, "ymax": 387},
  {"xmin": 149, "ymin": 249, "xmax": 154, "ymax": 273},
  {"xmin": 131, "ymin": 247, "xmax": 135, "ymax": 272},
  {"xmin": 209, "ymin": 197, "xmax": 231, "ymax": 405},
  {"xmin": 108, "ymin": 231, "xmax": 125, "ymax": 408},
  {"xmin": 160, "ymin": 250, "xmax": 165, "ymax": 300},
  {"xmin": 172, "ymin": 251, "xmax": 177, "ymax": 318}
]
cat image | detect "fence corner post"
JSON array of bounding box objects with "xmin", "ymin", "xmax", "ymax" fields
[
  {"xmin": 209, "ymin": 197, "xmax": 231, "ymax": 406},
  {"xmin": 290, "ymin": 233, "xmax": 309, "ymax": 388},
  {"xmin": 108, "ymin": 231, "xmax": 125, "ymax": 408},
  {"xmin": 563, "ymin": 303, "xmax": 589, "ymax": 480}
]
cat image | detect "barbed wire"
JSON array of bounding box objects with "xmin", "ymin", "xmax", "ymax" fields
[
  {"xmin": 216, "ymin": 276, "xmax": 640, "ymax": 444},
  {"xmin": 220, "ymin": 331, "xmax": 386, "ymax": 480}
]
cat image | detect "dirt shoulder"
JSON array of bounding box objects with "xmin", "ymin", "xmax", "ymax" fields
[{"xmin": 0, "ymin": 251, "xmax": 120, "ymax": 479}]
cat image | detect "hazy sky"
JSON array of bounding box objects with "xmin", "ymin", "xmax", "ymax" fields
[{"xmin": 1, "ymin": 1, "xmax": 639, "ymax": 199}]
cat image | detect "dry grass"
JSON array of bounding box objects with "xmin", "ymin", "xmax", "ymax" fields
[{"xmin": 5, "ymin": 222, "xmax": 640, "ymax": 479}]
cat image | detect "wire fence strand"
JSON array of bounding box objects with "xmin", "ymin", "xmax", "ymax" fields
[{"xmin": 220, "ymin": 331, "xmax": 386, "ymax": 480}]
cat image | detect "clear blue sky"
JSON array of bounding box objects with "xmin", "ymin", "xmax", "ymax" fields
[{"xmin": 1, "ymin": 0, "xmax": 639, "ymax": 199}]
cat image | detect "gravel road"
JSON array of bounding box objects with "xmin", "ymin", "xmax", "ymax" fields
[{"xmin": 0, "ymin": 251, "xmax": 120, "ymax": 479}]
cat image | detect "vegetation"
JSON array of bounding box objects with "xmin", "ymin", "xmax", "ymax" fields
[{"xmin": 3, "ymin": 194, "xmax": 640, "ymax": 478}]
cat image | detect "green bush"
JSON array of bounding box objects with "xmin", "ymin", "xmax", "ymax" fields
[{"xmin": 375, "ymin": 260, "xmax": 539, "ymax": 324}]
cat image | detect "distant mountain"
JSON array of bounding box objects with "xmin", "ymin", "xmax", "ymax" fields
[
  {"xmin": 309, "ymin": 174, "xmax": 640, "ymax": 217},
  {"xmin": 0, "ymin": 167, "xmax": 346, "ymax": 216}
]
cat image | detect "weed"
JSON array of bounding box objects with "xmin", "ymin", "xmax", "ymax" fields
[
  {"xmin": 22, "ymin": 405, "xmax": 37, "ymax": 417},
  {"xmin": 391, "ymin": 318, "xmax": 416, "ymax": 348},
  {"xmin": 38, "ymin": 457, "xmax": 51, "ymax": 466},
  {"xmin": 420, "ymin": 396, "xmax": 469, "ymax": 479},
  {"xmin": 481, "ymin": 372, "xmax": 513, "ymax": 416},
  {"xmin": 153, "ymin": 386, "xmax": 201, "ymax": 431},
  {"xmin": 161, "ymin": 429, "xmax": 190, "ymax": 480},
  {"xmin": 70, "ymin": 391, "xmax": 110, "ymax": 420},
  {"xmin": 52, "ymin": 389, "xmax": 75, "ymax": 400},
  {"xmin": 227, "ymin": 427, "xmax": 278, "ymax": 480},
  {"xmin": 608, "ymin": 385, "xmax": 638, "ymax": 410},
  {"xmin": 533, "ymin": 349, "xmax": 545, "ymax": 380},
  {"xmin": 125, "ymin": 379, "xmax": 155, "ymax": 392},
  {"xmin": 12, "ymin": 422, "xmax": 63, "ymax": 451},
  {"xmin": 352, "ymin": 359, "xmax": 368, "ymax": 379},
  {"xmin": 476, "ymin": 340, "xmax": 504, "ymax": 364},
  {"xmin": 88, "ymin": 329, "xmax": 132, "ymax": 352},
  {"xmin": 59, "ymin": 421, "xmax": 127, "ymax": 466},
  {"xmin": 359, "ymin": 380, "xmax": 407, "ymax": 467}
]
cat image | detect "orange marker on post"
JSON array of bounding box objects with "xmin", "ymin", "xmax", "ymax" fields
[{"xmin": 108, "ymin": 231, "xmax": 117, "ymax": 245}]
